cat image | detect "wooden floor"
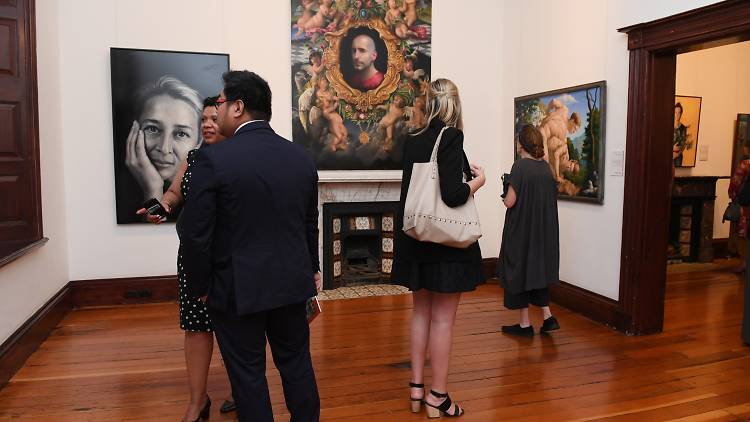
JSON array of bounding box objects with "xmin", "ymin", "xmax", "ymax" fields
[{"xmin": 1, "ymin": 261, "xmax": 749, "ymax": 421}]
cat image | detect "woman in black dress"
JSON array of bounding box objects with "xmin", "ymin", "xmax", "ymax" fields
[
  {"xmin": 393, "ymin": 78, "xmax": 486, "ymax": 418},
  {"xmin": 138, "ymin": 97, "xmax": 235, "ymax": 421},
  {"xmin": 498, "ymin": 125, "xmax": 560, "ymax": 337}
]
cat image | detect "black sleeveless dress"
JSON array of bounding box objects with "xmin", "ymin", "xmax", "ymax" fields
[{"xmin": 176, "ymin": 149, "xmax": 212, "ymax": 332}]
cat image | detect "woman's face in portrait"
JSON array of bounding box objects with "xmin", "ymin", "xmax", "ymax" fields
[
  {"xmin": 139, "ymin": 94, "xmax": 200, "ymax": 182},
  {"xmin": 201, "ymin": 106, "xmax": 224, "ymax": 145}
]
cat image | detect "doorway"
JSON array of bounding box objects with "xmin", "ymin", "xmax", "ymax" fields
[{"xmin": 618, "ymin": 0, "xmax": 750, "ymax": 334}]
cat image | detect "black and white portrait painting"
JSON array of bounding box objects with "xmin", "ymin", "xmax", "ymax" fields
[{"xmin": 110, "ymin": 48, "xmax": 229, "ymax": 224}]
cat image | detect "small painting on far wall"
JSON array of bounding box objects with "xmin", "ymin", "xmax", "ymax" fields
[
  {"xmin": 110, "ymin": 48, "xmax": 229, "ymax": 224},
  {"xmin": 514, "ymin": 81, "xmax": 606, "ymax": 203},
  {"xmin": 673, "ymin": 95, "xmax": 702, "ymax": 168}
]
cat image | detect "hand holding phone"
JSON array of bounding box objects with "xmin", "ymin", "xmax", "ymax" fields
[{"xmin": 141, "ymin": 198, "xmax": 168, "ymax": 219}]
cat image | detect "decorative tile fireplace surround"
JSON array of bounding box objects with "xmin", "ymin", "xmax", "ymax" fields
[{"xmin": 318, "ymin": 181, "xmax": 401, "ymax": 290}]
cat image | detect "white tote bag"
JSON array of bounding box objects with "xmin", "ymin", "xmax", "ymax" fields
[{"xmin": 402, "ymin": 127, "xmax": 482, "ymax": 248}]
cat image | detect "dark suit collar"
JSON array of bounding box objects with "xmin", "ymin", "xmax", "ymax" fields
[{"xmin": 235, "ymin": 120, "xmax": 272, "ymax": 136}]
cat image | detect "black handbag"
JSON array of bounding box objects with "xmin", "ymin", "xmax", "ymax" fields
[
  {"xmin": 501, "ymin": 173, "xmax": 511, "ymax": 198},
  {"xmin": 723, "ymin": 201, "xmax": 741, "ymax": 222}
]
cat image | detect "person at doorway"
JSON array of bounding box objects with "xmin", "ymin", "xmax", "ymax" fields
[
  {"xmin": 498, "ymin": 125, "xmax": 560, "ymax": 337},
  {"xmin": 728, "ymin": 139, "xmax": 750, "ymax": 273}
]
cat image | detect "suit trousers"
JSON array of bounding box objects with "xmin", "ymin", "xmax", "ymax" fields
[{"xmin": 210, "ymin": 301, "xmax": 320, "ymax": 422}]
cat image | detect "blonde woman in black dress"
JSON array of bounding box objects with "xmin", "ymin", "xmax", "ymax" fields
[
  {"xmin": 498, "ymin": 125, "xmax": 560, "ymax": 337},
  {"xmin": 393, "ymin": 78, "xmax": 486, "ymax": 418}
]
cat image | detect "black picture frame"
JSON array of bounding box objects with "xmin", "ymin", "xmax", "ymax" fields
[
  {"xmin": 110, "ymin": 47, "xmax": 229, "ymax": 224},
  {"xmin": 514, "ymin": 80, "xmax": 607, "ymax": 204}
]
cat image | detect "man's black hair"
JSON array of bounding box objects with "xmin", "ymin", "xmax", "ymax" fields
[
  {"xmin": 222, "ymin": 71, "xmax": 272, "ymax": 121},
  {"xmin": 203, "ymin": 95, "xmax": 219, "ymax": 109}
]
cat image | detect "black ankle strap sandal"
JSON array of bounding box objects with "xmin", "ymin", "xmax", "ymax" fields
[{"xmin": 426, "ymin": 390, "xmax": 464, "ymax": 418}]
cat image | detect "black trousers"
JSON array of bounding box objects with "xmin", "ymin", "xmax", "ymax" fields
[
  {"xmin": 210, "ymin": 301, "xmax": 320, "ymax": 422},
  {"xmin": 504, "ymin": 287, "xmax": 550, "ymax": 310}
]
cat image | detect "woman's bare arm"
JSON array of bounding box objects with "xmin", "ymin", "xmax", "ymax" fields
[
  {"xmin": 503, "ymin": 185, "xmax": 517, "ymax": 208},
  {"xmin": 160, "ymin": 158, "xmax": 187, "ymax": 214}
]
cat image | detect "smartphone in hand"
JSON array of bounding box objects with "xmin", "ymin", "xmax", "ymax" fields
[{"xmin": 142, "ymin": 198, "xmax": 168, "ymax": 219}]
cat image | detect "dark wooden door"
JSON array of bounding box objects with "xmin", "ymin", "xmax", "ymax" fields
[{"xmin": 0, "ymin": 0, "xmax": 41, "ymax": 253}]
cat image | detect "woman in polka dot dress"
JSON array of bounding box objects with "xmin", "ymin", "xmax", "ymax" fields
[{"xmin": 137, "ymin": 96, "xmax": 235, "ymax": 421}]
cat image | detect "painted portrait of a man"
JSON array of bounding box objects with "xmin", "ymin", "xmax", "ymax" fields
[{"xmin": 341, "ymin": 27, "xmax": 388, "ymax": 92}]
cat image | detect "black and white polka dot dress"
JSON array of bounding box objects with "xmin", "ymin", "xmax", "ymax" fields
[{"xmin": 176, "ymin": 149, "xmax": 212, "ymax": 332}]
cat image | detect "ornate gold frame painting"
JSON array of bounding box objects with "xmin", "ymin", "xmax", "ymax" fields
[{"xmin": 291, "ymin": 0, "xmax": 432, "ymax": 170}]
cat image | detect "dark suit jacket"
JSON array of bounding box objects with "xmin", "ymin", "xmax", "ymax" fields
[
  {"xmin": 393, "ymin": 118, "xmax": 482, "ymax": 263},
  {"xmin": 179, "ymin": 121, "xmax": 320, "ymax": 315}
]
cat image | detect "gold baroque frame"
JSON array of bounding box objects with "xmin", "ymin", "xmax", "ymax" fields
[{"xmin": 323, "ymin": 18, "xmax": 404, "ymax": 112}]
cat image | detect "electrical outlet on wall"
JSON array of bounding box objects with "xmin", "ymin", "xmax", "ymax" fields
[{"xmin": 698, "ymin": 145, "xmax": 709, "ymax": 161}]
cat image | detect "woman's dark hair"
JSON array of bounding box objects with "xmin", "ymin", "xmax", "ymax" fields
[
  {"xmin": 518, "ymin": 125, "xmax": 545, "ymax": 159},
  {"xmin": 222, "ymin": 70, "xmax": 272, "ymax": 121},
  {"xmin": 203, "ymin": 95, "xmax": 218, "ymax": 109}
]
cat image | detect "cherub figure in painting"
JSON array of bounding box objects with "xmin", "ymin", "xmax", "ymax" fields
[
  {"xmin": 313, "ymin": 77, "xmax": 347, "ymax": 151},
  {"xmin": 386, "ymin": 0, "xmax": 418, "ymax": 39},
  {"xmin": 322, "ymin": 95, "xmax": 349, "ymax": 151},
  {"xmin": 402, "ymin": 54, "xmax": 425, "ymax": 81},
  {"xmin": 401, "ymin": 0, "xmax": 418, "ymax": 26},
  {"xmin": 377, "ymin": 95, "xmax": 406, "ymax": 150},
  {"xmin": 295, "ymin": 0, "xmax": 316, "ymax": 37},
  {"xmin": 299, "ymin": 0, "xmax": 334, "ymax": 35},
  {"xmin": 407, "ymin": 95, "xmax": 426, "ymax": 129}
]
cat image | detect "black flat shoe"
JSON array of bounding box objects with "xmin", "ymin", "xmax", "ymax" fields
[
  {"xmin": 540, "ymin": 316, "xmax": 560, "ymax": 333},
  {"xmin": 501, "ymin": 324, "xmax": 534, "ymax": 337},
  {"xmin": 220, "ymin": 399, "xmax": 236, "ymax": 413}
]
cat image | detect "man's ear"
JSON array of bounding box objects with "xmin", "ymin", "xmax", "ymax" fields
[{"xmin": 233, "ymin": 99, "xmax": 245, "ymax": 118}]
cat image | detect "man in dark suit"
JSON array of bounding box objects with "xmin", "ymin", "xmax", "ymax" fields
[{"xmin": 180, "ymin": 70, "xmax": 321, "ymax": 422}]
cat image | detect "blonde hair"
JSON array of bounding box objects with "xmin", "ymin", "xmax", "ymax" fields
[{"xmin": 414, "ymin": 78, "xmax": 463, "ymax": 135}]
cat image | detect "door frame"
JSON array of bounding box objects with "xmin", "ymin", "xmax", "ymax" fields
[{"xmin": 617, "ymin": 0, "xmax": 750, "ymax": 334}]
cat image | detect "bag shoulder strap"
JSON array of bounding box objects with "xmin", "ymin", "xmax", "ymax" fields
[{"xmin": 429, "ymin": 126, "xmax": 451, "ymax": 164}]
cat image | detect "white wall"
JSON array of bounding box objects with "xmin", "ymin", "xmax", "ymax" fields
[
  {"xmin": 502, "ymin": 0, "xmax": 724, "ymax": 299},
  {"xmin": 675, "ymin": 41, "xmax": 750, "ymax": 239},
  {"xmin": 0, "ymin": 0, "xmax": 70, "ymax": 344},
  {"xmin": 55, "ymin": 0, "xmax": 504, "ymax": 280}
]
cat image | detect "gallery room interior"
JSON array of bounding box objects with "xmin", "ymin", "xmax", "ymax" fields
[{"xmin": 1, "ymin": 0, "xmax": 750, "ymax": 420}]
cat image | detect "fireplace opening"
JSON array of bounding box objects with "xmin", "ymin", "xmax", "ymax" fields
[{"xmin": 322, "ymin": 201, "xmax": 398, "ymax": 289}]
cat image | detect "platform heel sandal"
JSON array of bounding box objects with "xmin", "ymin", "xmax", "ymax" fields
[
  {"xmin": 425, "ymin": 390, "xmax": 463, "ymax": 418},
  {"xmin": 409, "ymin": 382, "xmax": 425, "ymax": 413}
]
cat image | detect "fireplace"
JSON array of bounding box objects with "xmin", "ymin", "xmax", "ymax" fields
[
  {"xmin": 322, "ymin": 201, "xmax": 399, "ymax": 289},
  {"xmin": 668, "ymin": 176, "xmax": 724, "ymax": 263}
]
